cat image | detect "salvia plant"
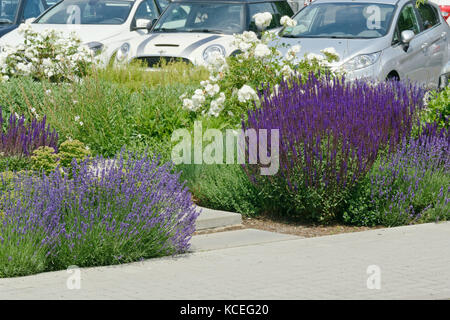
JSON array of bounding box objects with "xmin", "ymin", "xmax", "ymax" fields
[
  {"xmin": 243, "ymin": 74, "xmax": 425, "ymax": 221},
  {"xmin": 0, "ymin": 152, "xmax": 198, "ymax": 277},
  {"xmin": 0, "ymin": 107, "xmax": 58, "ymax": 157}
]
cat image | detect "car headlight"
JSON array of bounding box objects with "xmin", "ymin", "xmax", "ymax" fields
[
  {"xmin": 343, "ymin": 52, "xmax": 381, "ymax": 71},
  {"xmin": 86, "ymin": 41, "xmax": 104, "ymax": 56},
  {"xmin": 116, "ymin": 42, "xmax": 130, "ymax": 62},
  {"xmin": 203, "ymin": 44, "xmax": 225, "ymax": 63}
]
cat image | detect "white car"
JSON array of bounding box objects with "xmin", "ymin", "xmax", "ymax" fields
[
  {"xmin": 0, "ymin": 0, "xmax": 169, "ymax": 63},
  {"xmin": 115, "ymin": 0, "xmax": 294, "ymax": 67}
]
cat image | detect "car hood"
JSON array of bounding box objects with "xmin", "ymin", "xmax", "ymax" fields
[
  {"xmin": 276, "ymin": 37, "xmax": 389, "ymax": 64},
  {"xmin": 0, "ymin": 24, "xmax": 126, "ymax": 46},
  {"xmin": 0, "ymin": 25, "xmax": 18, "ymax": 38},
  {"xmin": 135, "ymin": 32, "xmax": 232, "ymax": 57}
]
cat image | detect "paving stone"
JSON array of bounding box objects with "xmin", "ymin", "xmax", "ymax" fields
[{"xmin": 0, "ymin": 222, "xmax": 449, "ymax": 299}]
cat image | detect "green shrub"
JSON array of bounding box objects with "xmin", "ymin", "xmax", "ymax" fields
[
  {"xmin": 178, "ymin": 163, "xmax": 261, "ymax": 216},
  {"xmin": 0, "ymin": 156, "xmax": 31, "ymax": 172},
  {"xmin": 421, "ymin": 87, "xmax": 449, "ymax": 129},
  {"xmin": 31, "ymin": 146, "xmax": 59, "ymax": 174},
  {"xmin": 58, "ymin": 139, "xmax": 91, "ymax": 168}
]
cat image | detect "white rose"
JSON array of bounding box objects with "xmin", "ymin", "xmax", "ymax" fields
[
  {"xmin": 253, "ymin": 12, "xmax": 272, "ymax": 30},
  {"xmin": 192, "ymin": 92, "xmax": 205, "ymax": 108},
  {"xmin": 280, "ymin": 16, "xmax": 297, "ymax": 27},
  {"xmin": 205, "ymin": 83, "xmax": 220, "ymax": 96},
  {"xmin": 254, "ymin": 44, "xmax": 271, "ymax": 58},
  {"xmin": 238, "ymin": 85, "xmax": 258, "ymax": 103},
  {"xmin": 281, "ymin": 65, "xmax": 294, "ymax": 77},
  {"xmin": 306, "ymin": 53, "xmax": 324, "ymax": 61},
  {"xmin": 285, "ymin": 45, "xmax": 301, "ymax": 61},
  {"xmin": 242, "ymin": 31, "xmax": 258, "ymax": 43},
  {"xmin": 183, "ymin": 99, "xmax": 195, "ymax": 111}
]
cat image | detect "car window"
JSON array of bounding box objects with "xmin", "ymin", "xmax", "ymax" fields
[
  {"xmin": 0, "ymin": 0, "xmax": 19, "ymax": 24},
  {"xmin": 416, "ymin": 3, "xmax": 440, "ymax": 30},
  {"xmin": 156, "ymin": 0, "xmax": 168, "ymax": 11},
  {"xmin": 134, "ymin": 0, "xmax": 158, "ymax": 21},
  {"xmin": 36, "ymin": 0, "xmax": 134, "ymax": 24},
  {"xmin": 154, "ymin": 2, "xmax": 245, "ymax": 34},
  {"xmin": 23, "ymin": 0, "xmax": 45, "ymax": 19},
  {"xmin": 397, "ymin": 3, "xmax": 420, "ymax": 35},
  {"xmin": 272, "ymin": 1, "xmax": 294, "ymax": 18},
  {"xmin": 283, "ymin": 3, "xmax": 395, "ymax": 39}
]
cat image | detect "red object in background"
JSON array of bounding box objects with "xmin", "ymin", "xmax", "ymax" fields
[{"xmin": 440, "ymin": 5, "xmax": 450, "ymax": 22}]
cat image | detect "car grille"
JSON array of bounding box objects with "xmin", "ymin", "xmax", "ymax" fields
[{"xmin": 134, "ymin": 56, "xmax": 192, "ymax": 68}]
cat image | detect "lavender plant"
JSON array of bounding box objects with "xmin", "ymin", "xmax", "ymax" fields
[
  {"xmin": 0, "ymin": 107, "xmax": 58, "ymax": 157},
  {"xmin": 0, "ymin": 152, "xmax": 198, "ymax": 277},
  {"xmin": 344, "ymin": 124, "xmax": 449, "ymax": 226},
  {"xmin": 243, "ymin": 74, "xmax": 425, "ymax": 221}
]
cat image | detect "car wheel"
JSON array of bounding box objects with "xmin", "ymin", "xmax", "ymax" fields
[{"xmin": 386, "ymin": 72, "xmax": 400, "ymax": 81}]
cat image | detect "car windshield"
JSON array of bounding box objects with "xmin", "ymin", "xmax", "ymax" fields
[
  {"xmin": 36, "ymin": 0, "xmax": 134, "ymax": 25},
  {"xmin": 0, "ymin": 0, "xmax": 19, "ymax": 24},
  {"xmin": 153, "ymin": 2, "xmax": 245, "ymax": 34},
  {"xmin": 282, "ymin": 2, "xmax": 396, "ymax": 39}
]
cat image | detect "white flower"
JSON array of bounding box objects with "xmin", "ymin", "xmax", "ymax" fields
[
  {"xmin": 17, "ymin": 22, "xmax": 32, "ymax": 35},
  {"xmin": 207, "ymin": 51, "xmax": 227, "ymax": 71},
  {"xmin": 79, "ymin": 121, "xmax": 84, "ymax": 126},
  {"xmin": 238, "ymin": 85, "xmax": 258, "ymax": 103},
  {"xmin": 253, "ymin": 12, "xmax": 272, "ymax": 30},
  {"xmin": 183, "ymin": 98, "xmax": 196, "ymax": 111},
  {"xmin": 306, "ymin": 53, "xmax": 325, "ymax": 61},
  {"xmin": 238, "ymin": 41, "xmax": 252, "ymax": 52},
  {"xmin": 16, "ymin": 62, "xmax": 32, "ymax": 74},
  {"xmin": 74, "ymin": 115, "xmax": 80, "ymax": 122},
  {"xmin": 254, "ymin": 44, "xmax": 271, "ymax": 58},
  {"xmin": 242, "ymin": 31, "xmax": 258, "ymax": 43},
  {"xmin": 207, "ymin": 93, "xmax": 226, "ymax": 117},
  {"xmin": 321, "ymin": 47, "xmax": 340, "ymax": 61},
  {"xmin": 280, "ymin": 16, "xmax": 297, "ymax": 27},
  {"xmin": 191, "ymin": 90, "xmax": 206, "ymax": 108},
  {"xmin": 321, "ymin": 47, "xmax": 338, "ymax": 56},
  {"xmin": 205, "ymin": 83, "xmax": 220, "ymax": 96},
  {"xmin": 281, "ymin": 65, "xmax": 294, "ymax": 77},
  {"xmin": 285, "ymin": 45, "xmax": 301, "ymax": 61}
]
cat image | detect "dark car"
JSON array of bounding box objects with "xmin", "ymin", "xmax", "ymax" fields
[{"xmin": 0, "ymin": 0, "xmax": 55, "ymax": 37}]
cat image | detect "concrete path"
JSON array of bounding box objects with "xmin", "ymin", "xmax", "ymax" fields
[{"xmin": 1, "ymin": 222, "xmax": 450, "ymax": 299}]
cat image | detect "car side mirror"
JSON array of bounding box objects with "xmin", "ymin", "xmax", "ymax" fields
[
  {"xmin": 400, "ymin": 30, "xmax": 415, "ymax": 52},
  {"xmin": 131, "ymin": 18, "xmax": 156, "ymax": 32}
]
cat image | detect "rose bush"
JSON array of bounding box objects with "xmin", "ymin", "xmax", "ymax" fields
[{"xmin": 0, "ymin": 23, "xmax": 95, "ymax": 82}]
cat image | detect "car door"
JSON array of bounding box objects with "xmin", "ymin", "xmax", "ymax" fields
[
  {"xmin": 389, "ymin": 2, "xmax": 429, "ymax": 85},
  {"xmin": 415, "ymin": 2, "xmax": 448, "ymax": 88}
]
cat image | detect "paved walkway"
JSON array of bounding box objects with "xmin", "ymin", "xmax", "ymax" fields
[{"xmin": 1, "ymin": 222, "xmax": 450, "ymax": 299}]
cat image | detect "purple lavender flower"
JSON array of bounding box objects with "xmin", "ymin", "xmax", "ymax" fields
[{"xmin": 0, "ymin": 152, "xmax": 198, "ymax": 273}]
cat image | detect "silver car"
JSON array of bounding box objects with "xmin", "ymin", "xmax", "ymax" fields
[{"xmin": 277, "ymin": 0, "xmax": 450, "ymax": 89}]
